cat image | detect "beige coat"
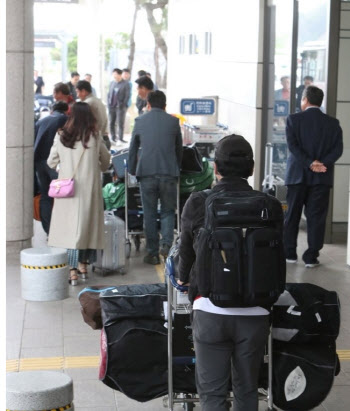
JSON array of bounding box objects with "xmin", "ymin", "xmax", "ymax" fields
[
  {"xmin": 84, "ymin": 94, "xmax": 108, "ymax": 135},
  {"xmin": 47, "ymin": 133, "xmax": 111, "ymax": 250}
]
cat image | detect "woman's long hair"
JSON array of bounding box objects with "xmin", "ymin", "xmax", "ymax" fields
[{"xmin": 60, "ymin": 102, "xmax": 97, "ymax": 149}]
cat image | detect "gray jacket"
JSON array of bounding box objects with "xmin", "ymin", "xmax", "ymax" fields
[{"xmin": 128, "ymin": 108, "xmax": 183, "ymax": 177}]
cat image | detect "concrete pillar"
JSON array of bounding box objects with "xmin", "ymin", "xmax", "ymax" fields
[
  {"xmin": 77, "ymin": 0, "xmax": 102, "ymax": 98},
  {"xmin": 6, "ymin": 0, "xmax": 34, "ymax": 254}
]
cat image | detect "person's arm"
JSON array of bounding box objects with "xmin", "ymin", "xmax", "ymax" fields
[
  {"xmin": 178, "ymin": 194, "xmax": 202, "ymax": 283},
  {"xmin": 47, "ymin": 133, "xmax": 60, "ymax": 169},
  {"xmin": 285, "ymin": 115, "xmax": 313, "ymax": 168},
  {"xmin": 99, "ymin": 136, "xmax": 111, "ymax": 172},
  {"xmin": 320, "ymin": 122, "xmax": 343, "ymax": 167},
  {"xmin": 175, "ymin": 121, "xmax": 183, "ymax": 168},
  {"xmin": 128, "ymin": 121, "xmax": 140, "ymax": 176},
  {"xmin": 123, "ymin": 83, "xmax": 130, "ymax": 108}
]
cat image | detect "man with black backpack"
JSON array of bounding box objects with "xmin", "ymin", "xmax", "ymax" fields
[{"xmin": 178, "ymin": 135, "xmax": 286, "ymax": 411}]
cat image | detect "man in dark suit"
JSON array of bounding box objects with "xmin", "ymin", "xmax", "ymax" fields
[
  {"xmin": 34, "ymin": 101, "xmax": 68, "ymax": 234},
  {"xmin": 284, "ymin": 86, "xmax": 343, "ymax": 267},
  {"xmin": 129, "ymin": 91, "xmax": 183, "ymax": 264},
  {"xmin": 107, "ymin": 68, "xmax": 130, "ymax": 143}
]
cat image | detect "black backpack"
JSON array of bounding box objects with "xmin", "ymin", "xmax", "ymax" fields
[{"xmin": 195, "ymin": 190, "xmax": 286, "ymax": 307}]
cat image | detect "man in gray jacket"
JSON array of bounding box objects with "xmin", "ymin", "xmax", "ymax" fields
[{"xmin": 129, "ymin": 91, "xmax": 183, "ymax": 264}]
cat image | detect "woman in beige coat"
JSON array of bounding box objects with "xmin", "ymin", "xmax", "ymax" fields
[{"xmin": 48, "ymin": 102, "xmax": 111, "ymax": 285}]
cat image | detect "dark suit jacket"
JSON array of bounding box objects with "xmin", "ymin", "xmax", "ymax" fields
[
  {"xmin": 34, "ymin": 111, "xmax": 68, "ymax": 162},
  {"xmin": 128, "ymin": 108, "xmax": 183, "ymax": 177},
  {"xmin": 107, "ymin": 80, "xmax": 130, "ymax": 108},
  {"xmin": 285, "ymin": 107, "xmax": 343, "ymax": 186}
]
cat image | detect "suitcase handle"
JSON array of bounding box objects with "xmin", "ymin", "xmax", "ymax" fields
[{"xmin": 165, "ymin": 256, "xmax": 189, "ymax": 292}]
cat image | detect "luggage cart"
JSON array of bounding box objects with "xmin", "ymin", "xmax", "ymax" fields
[
  {"xmin": 183, "ymin": 123, "xmax": 229, "ymax": 159},
  {"xmin": 164, "ymin": 254, "xmax": 276, "ymax": 411}
]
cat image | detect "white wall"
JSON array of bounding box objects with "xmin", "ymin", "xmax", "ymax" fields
[
  {"xmin": 167, "ymin": 0, "xmax": 265, "ymax": 188},
  {"xmin": 334, "ymin": 1, "xmax": 350, "ymax": 223}
]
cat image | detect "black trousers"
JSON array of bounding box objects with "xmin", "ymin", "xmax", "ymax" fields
[{"xmin": 284, "ymin": 184, "xmax": 330, "ymax": 260}]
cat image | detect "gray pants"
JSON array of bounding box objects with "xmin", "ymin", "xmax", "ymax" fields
[
  {"xmin": 192, "ymin": 310, "xmax": 270, "ymax": 411},
  {"xmin": 108, "ymin": 106, "xmax": 127, "ymax": 141}
]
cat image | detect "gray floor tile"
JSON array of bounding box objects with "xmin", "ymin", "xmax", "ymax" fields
[
  {"xmin": 21, "ymin": 328, "xmax": 63, "ymax": 348},
  {"xmin": 321, "ymin": 384, "xmax": 350, "ymax": 410},
  {"xmin": 75, "ymin": 408, "xmax": 117, "ymax": 411},
  {"xmin": 73, "ymin": 380, "xmax": 116, "ymax": 407},
  {"xmin": 20, "ymin": 346, "xmax": 64, "ymax": 358},
  {"xmin": 65, "ymin": 367, "xmax": 100, "ymax": 381},
  {"xmin": 63, "ymin": 335, "xmax": 100, "ymax": 357}
]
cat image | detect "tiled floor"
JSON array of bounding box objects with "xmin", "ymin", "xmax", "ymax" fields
[{"xmin": 6, "ymin": 221, "xmax": 350, "ymax": 410}]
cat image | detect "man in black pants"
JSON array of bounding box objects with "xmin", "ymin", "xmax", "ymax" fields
[
  {"xmin": 284, "ymin": 85, "xmax": 343, "ymax": 267},
  {"xmin": 178, "ymin": 135, "xmax": 270, "ymax": 411}
]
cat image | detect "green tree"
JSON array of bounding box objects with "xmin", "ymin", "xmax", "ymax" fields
[{"xmin": 67, "ymin": 36, "xmax": 78, "ymax": 73}]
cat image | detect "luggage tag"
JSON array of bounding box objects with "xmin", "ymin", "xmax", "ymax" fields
[{"xmin": 287, "ymin": 305, "xmax": 302, "ymax": 316}]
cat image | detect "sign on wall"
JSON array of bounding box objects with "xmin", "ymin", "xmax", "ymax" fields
[
  {"xmin": 274, "ymin": 100, "xmax": 289, "ymax": 117},
  {"xmin": 180, "ymin": 98, "xmax": 215, "ymax": 115}
]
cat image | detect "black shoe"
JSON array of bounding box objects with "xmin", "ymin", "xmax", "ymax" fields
[
  {"xmin": 143, "ymin": 254, "xmax": 160, "ymax": 265},
  {"xmin": 304, "ymin": 259, "xmax": 320, "ymax": 268},
  {"xmin": 160, "ymin": 244, "xmax": 171, "ymax": 258}
]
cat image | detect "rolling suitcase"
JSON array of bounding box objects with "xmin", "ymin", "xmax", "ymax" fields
[{"xmin": 93, "ymin": 211, "xmax": 126, "ymax": 275}]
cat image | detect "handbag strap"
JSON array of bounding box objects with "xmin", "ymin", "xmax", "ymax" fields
[{"xmin": 71, "ymin": 148, "xmax": 86, "ymax": 179}]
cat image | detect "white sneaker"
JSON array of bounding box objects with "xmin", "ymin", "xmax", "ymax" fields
[
  {"xmin": 305, "ymin": 261, "xmax": 320, "ymax": 268},
  {"xmin": 286, "ymin": 258, "xmax": 297, "ymax": 263}
]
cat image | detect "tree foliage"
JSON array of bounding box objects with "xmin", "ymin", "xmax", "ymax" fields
[{"xmin": 67, "ymin": 36, "xmax": 78, "ymax": 73}]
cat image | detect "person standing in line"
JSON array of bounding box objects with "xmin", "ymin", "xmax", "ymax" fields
[
  {"xmin": 135, "ymin": 75, "xmax": 154, "ymax": 115},
  {"xmin": 274, "ymin": 75, "xmax": 290, "ymax": 101},
  {"xmin": 135, "ymin": 70, "xmax": 148, "ymax": 114},
  {"xmin": 107, "ymin": 68, "xmax": 130, "ymax": 143},
  {"xmin": 34, "ymin": 70, "xmax": 45, "ymax": 95},
  {"xmin": 128, "ymin": 91, "xmax": 183, "ymax": 264},
  {"xmin": 66, "ymin": 71, "xmax": 80, "ymax": 101},
  {"xmin": 84, "ymin": 73, "xmax": 97, "ymax": 96},
  {"xmin": 75, "ymin": 80, "xmax": 108, "ymax": 138},
  {"xmin": 122, "ymin": 68, "xmax": 132, "ymax": 109},
  {"xmin": 284, "ymin": 85, "xmax": 343, "ymax": 267},
  {"xmin": 47, "ymin": 102, "xmax": 111, "ymax": 285},
  {"xmin": 295, "ymin": 75, "xmax": 314, "ymax": 112},
  {"xmin": 34, "ymin": 101, "xmax": 68, "ymax": 234},
  {"xmin": 177, "ymin": 135, "xmax": 270, "ymax": 411},
  {"xmin": 53, "ymin": 82, "xmax": 74, "ymax": 114}
]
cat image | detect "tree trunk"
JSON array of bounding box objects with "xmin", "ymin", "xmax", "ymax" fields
[
  {"xmin": 143, "ymin": 3, "xmax": 168, "ymax": 61},
  {"xmin": 127, "ymin": 1, "xmax": 140, "ymax": 74}
]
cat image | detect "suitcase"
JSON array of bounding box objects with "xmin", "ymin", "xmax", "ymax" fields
[
  {"xmin": 93, "ymin": 211, "xmax": 126, "ymax": 275},
  {"xmin": 111, "ymin": 148, "xmax": 129, "ymax": 179}
]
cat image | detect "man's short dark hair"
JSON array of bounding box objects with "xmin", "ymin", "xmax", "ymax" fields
[
  {"xmin": 52, "ymin": 101, "xmax": 69, "ymax": 113},
  {"xmin": 76, "ymin": 80, "xmax": 92, "ymax": 93},
  {"xmin": 71, "ymin": 71, "xmax": 80, "ymax": 78},
  {"xmin": 138, "ymin": 70, "xmax": 147, "ymax": 77},
  {"xmin": 147, "ymin": 90, "xmax": 166, "ymax": 109},
  {"xmin": 304, "ymin": 75, "xmax": 314, "ymax": 82},
  {"xmin": 122, "ymin": 68, "xmax": 130, "ymax": 73},
  {"xmin": 135, "ymin": 75, "xmax": 154, "ymax": 91},
  {"xmin": 54, "ymin": 82, "xmax": 70, "ymax": 95},
  {"xmin": 302, "ymin": 85, "xmax": 324, "ymax": 106},
  {"xmin": 113, "ymin": 68, "xmax": 122, "ymax": 75},
  {"xmin": 214, "ymin": 135, "xmax": 254, "ymax": 178}
]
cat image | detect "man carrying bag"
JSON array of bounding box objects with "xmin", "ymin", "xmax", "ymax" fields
[{"xmin": 178, "ymin": 135, "xmax": 286, "ymax": 411}]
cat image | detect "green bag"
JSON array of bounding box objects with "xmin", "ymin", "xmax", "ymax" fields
[
  {"xmin": 102, "ymin": 182, "xmax": 125, "ymax": 210},
  {"xmin": 180, "ymin": 158, "xmax": 214, "ymax": 194}
]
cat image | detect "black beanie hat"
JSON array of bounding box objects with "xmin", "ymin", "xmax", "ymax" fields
[{"xmin": 214, "ymin": 134, "xmax": 254, "ymax": 178}]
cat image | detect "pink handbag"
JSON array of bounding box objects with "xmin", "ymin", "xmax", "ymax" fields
[
  {"xmin": 48, "ymin": 149, "xmax": 85, "ymax": 199},
  {"xmin": 48, "ymin": 178, "xmax": 75, "ymax": 198}
]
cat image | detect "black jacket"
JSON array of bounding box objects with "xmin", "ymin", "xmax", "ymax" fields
[
  {"xmin": 285, "ymin": 107, "xmax": 343, "ymax": 186},
  {"xmin": 178, "ymin": 177, "xmax": 253, "ymax": 303},
  {"xmin": 34, "ymin": 111, "xmax": 68, "ymax": 162}
]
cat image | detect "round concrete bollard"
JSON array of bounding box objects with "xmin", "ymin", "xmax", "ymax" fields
[
  {"xmin": 21, "ymin": 247, "xmax": 69, "ymax": 301},
  {"xmin": 6, "ymin": 371, "xmax": 74, "ymax": 411}
]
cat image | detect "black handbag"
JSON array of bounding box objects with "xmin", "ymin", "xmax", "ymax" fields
[{"xmin": 181, "ymin": 144, "xmax": 203, "ymax": 173}]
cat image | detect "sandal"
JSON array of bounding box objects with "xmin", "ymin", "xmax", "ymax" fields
[
  {"xmin": 78, "ymin": 263, "xmax": 88, "ymax": 279},
  {"xmin": 69, "ymin": 269, "xmax": 79, "ymax": 286}
]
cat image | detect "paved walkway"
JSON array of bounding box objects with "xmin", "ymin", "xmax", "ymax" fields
[{"xmin": 6, "ymin": 221, "xmax": 350, "ymax": 410}]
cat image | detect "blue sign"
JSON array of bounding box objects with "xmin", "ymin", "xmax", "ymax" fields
[
  {"xmin": 180, "ymin": 99, "xmax": 215, "ymax": 115},
  {"xmin": 274, "ymin": 100, "xmax": 289, "ymax": 117}
]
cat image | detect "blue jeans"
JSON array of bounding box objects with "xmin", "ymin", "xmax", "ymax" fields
[
  {"xmin": 35, "ymin": 160, "xmax": 58, "ymax": 234},
  {"xmin": 139, "ymin": 176, "xmax": 177, "ymax": 256}
]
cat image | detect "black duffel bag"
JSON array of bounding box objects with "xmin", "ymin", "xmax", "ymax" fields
[
  {"xmin": 272, "ymin": 283, "xmax": 340, "ymax": 344},
  {"xmin": 272, "ymin": 341, "xmax": 340, "ymax": 411},
  {"xmin": 100, "ymin": 283, "xmax": 167, "ymax": 326},
  {"xmin": 99, "ymin": 319, "xmax": 196, "ymax": 402},
  {"xmin": 181, "ymin": 144, "xmax": 203, "ymax": 173}
]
